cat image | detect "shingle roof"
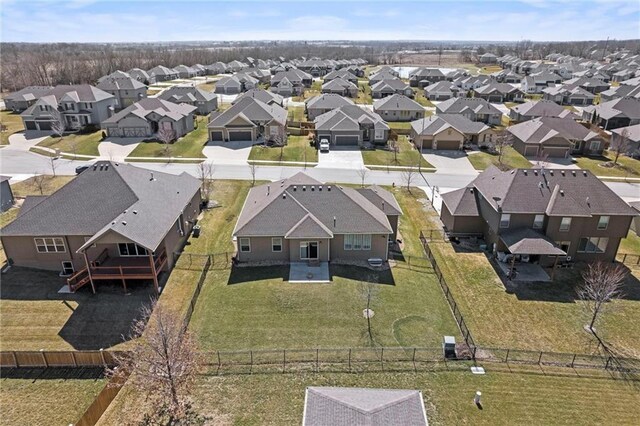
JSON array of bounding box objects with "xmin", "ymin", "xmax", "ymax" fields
[
  {"xmin": 305, "ymin": 93, "xmax": 355, "ymax": 110},
  {"xmin": 303, "ymin": 387, "xmax": 428, "ymax": 426},
  {"xmin": 103, "ymin": 98, "xmax": 197, "ymax": 124},
  {"xmin": 356, "ymin": 185, "xmax": 403, "ymax": 216},
  {"xmin": 500, "ymin": 228, "xmax": 566, "ymax": 255},
  {"xmin": 508, "ymin": 116, "xmax": 599, "ymax": 145},
  {"xmin": 411, "ymin": 114, "xmax": 489, "ymax": 136},
  {"xmin": 370, "ymin": 78, "xmax": 410, "ymax": 92},
  {"xmin": 233, "ymin": 88, "xmax": 283, "ymax": 106},
  {"xmin": 208, "ymin": 97, "xmax": 287, "ymax": 127},
  {"xmin": 511, "ymin": 100, "xmax": 578, "ymax": 119},
  {"xmin": 436, "ymin": 97, "xmax": 502, "ymax": 116},
  {"xmin": 315, "ymin": 105, "xmax": 388, "ymax": 131},
  {"xmin": 322, "ymin": 77, "xmax": 358, "ymax": 91},
  {"xmin": 373, "ymin": 94, "xmax": 423, "ymax": 112},
  {"xmin": 158, "ymin": 86, "xmax": 216, "ymax": 103},
  {"xmin": 2, "ymin": 162, "xmax": 200, "ymax": 253},
  {"xmin": 5, "ymin": 86, "xmax": 54, "ymax": 102},
  {"xmin": 441, "ymin": 187, "xmax": 480, "ymax": 216},
  {"xmin": 611, "ymin": 123, "xmax": 640, "ymax": 142},
  {"xmin": 424, "ymin": 81, "xmax": 459, "ymax": 95},
  {"xmin": 97, "ymin": 75, "xmax": 146, "ymax": 91},
  {"xmin": 584, "ymin": 98, "xmax": 640, "ymax": 121},
  {"xmin": 233, "ymin": 173, "xmax": 395, "ymax": 238}
]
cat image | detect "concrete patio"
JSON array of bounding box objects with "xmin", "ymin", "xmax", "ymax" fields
[
  {"xmin": 289, "ymin": 262, "xmax": 330, "ymax": 283},
  {"xmin": 496, "ymin": 261, "xmax": 551, "ymax": 283}
]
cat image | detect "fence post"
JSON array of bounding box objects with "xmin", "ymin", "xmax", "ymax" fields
[
  {"xmin": 71, "ymin": 351, "xmax": 78, "ymax": 367},
  {"xmin": 217, "ymin": 351, "xmax": 221, "ymax": 369},
  {"xmin": 538, "ymin": 351, "xmax": 543, "ymax": 365},
  {"xmin": 283, "ymin": 350, "xmax": 286, "ymax": 374},
  {"xmin": 40, "ymin": 349, "xmax": 48, "ymax": 368},
  {"xmin": 571, "ymin": 353, "xmax": 576, "ymax": 368},
  {"xmin": 505, "ymin": 349, "xmax": 510, "ymax": 363},
  {"xmin": 12, "ymin": 351, "xmax": 18, "ymax": 368},
  {"xmin": 100, "ymin": 348, "xmax": 107, "ymax": 367},
  {"xmin": 250, "ymin": 350, "xmax": 253, "ymax": 371},
  {"xmin": 348, "ymin": 349, "xmax": 352, "ymax": 372},
  {"xmin": 316, "ymin": 349, "xmax": 319, "ymax": 373}
]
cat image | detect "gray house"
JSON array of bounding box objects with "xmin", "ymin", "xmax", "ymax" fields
[
  {"xmin": 4, "ymin": 86, "xmax": 53, "ymax": 112},
  {"xmin": 410, "ymin": 114, "xmax": 494, "ymax": 150},
  {"xmin": 173, "ymin": 65, "xmax": 197, "ymax": 79},
  {"xmin": 233, "ymin": 88, "xmax": 284, "ymax": 107},
  {"xmin": 233, "ymin": 173, "xmax": 402, "ymax": 264},
  {"xmin": 472, "ymin": 82, "xmax": 524, "ymax": 103},
  {"xmin": 370, "ymin": 78, "xmax": 413, "ymax": 99},
  {"xmin": 435, "ymin": 97, "xmax": 502, "ymax": 126},
  {"xmin": 424, "ymin": 81, "xmax": 461, "ymax": 101},
  {"xmin": 270, "ymin": 69, "xmax": 313, "ymax": 96},
  {"xmin": 323, "ymin": 69, "xmax": 358, "ymax": 84},
  {"xmin": 373, "ymin": 94, "xmax": 425, "ymax": 122},
  {"xmin": 599, "ymin": 85, "xmax": 640, "ymax": 102},
  {"xmin": 321, "ymin": 77, "xmax": 359, "ymax": 97},
  {"xmin": 215, "ymin": 74, "xmax": 258, "ymax": 94},
  {"xmin": 409, "ymin": 68, "xmax": 447, "ymax": 88},
  {"xmin": 611, "ymin": 124, "xmax": 640, "ymax": 156},
  {"xmin": 314, "ymin": 105, "xmax": 389, "ymax": 146},
  {"xmin": 305, "ymin": 94, "xmax": 355, "ymax": 121},
  {"xmin": 543, "ymin": 85, "xmax": 595, "ymax": 105},
  {"xmin": 20, "ymin": 85, "xmax": 116, "ymax": 132},
  {"xmin": 158, "ymin": 86, "xmax": 218, "ymax": 115},
  {"xmin": 101, "ymin": 98, "xmax": 196, "ymax": 138},
  {"xmin": 148, "ymin": 66, "xmax": 179, "ymax": 82},
  {"xmin": 208, "ymin": 97, "xmax": 287, "ymax": 143},
  {"xmin": 205, "ymin": 62, "xmax": 227, "ymax": 75},
  {"xmin": 582, "ymin": 98, "xmax": 640, "ymax": 130},
  {"xmin": 96, "ymin": 73, "xmax": 147, "ymax": 111},
  {"xmin": 0, "ymin": 176, "xmax": 14, "ymax": 212},
  {"xmin": 128, "ymin": 68, "xmax": 152, "ymax": 85},
  {"xmin": 509, "ymin": 100, "xmax": 579, "ymax": 122}
]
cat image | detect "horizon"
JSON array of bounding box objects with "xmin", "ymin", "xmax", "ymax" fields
[{"xmin": 1, "ymin": 0, "xmax": 639, "ymax": 43}]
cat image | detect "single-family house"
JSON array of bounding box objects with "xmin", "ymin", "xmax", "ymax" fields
[
  {"xmin": 491, "ymin": 69, "xmax": 523, "ymax": 84},
  {"xmin": 0, "ymin": 161, "xmax": 201, "ymax": 293},
  {"xmin": 233, "ymin": 88, "xmax": 284, "ymax": 107},
  {"xmin": 147, "ymin": 65, "xmax": 179, "ymax": 82},
  {"xmin": 509, "ymin": 100, "xmax": 579, "ymax": 122},
  {"xmin": 96, "ymin": 74, "xmax": 147, "ymax": 111},
  {"xmin": 4, "ymin": 86, "xmax": 54, "ymax": 112},
  {"xmin": 297, "ymin": 59, "xmax": 332, "ymax": 77},
  {"xmin": 321, "ymin": 77, "xmax": 359, "ymax": 97},
  {"xmin": 472, "ymin": 82, "xmax": 525, "ymax": 103},
  {"xmin": 191, "ymin": 64, "xmax": 206, "ymax": 76},
  {"xmin": 508, "ymin": 116, "xmax": 605, "ymax": 158},
  {"xmin": 599, "ymin": 84, "xmax": 640, "ymax": 102},
  {"xmin": 302, "ymin": 387, "xmax": 427, "ymax": 426},
  {"xmin": 373, "ymin": 94, "xmax": 425, "ymax": 122},
  {"xmin": 542, "ymin": 85, "xmax": 596, "ymax": 105},
  {"xmin": 453, "ymin": 75, "xmax": 492, "ymax": 92},
  {"xmin": 582, "ymin": 98, "xmax": 640, "ymax": 130},
  {"xmin": 242, "ymin": 68, "xmax": 272, "ymax": 84},
  {"xmin": 173, "ymin": 65, "xmax": 197, "ymax": 79},
  {"xmin": 323, "ymin": 69, "xmax": 358, "ymax": 84},
  {"xmin": 562, "ymin": 77, "xmax": 610, "ymax": 94},
  {"xmin": 369, "ymin": 69, "xmax": 400, "ymax": 85},
  {"xmin": 158, "ymin": 86, "xmax": 218, "ymax": 115},
  {"xmin": 314, "ymin": 105, "xmax": 389, "ymax": 146},
  {"xmin": 441, "ymin": 166, "xmax": 638, "ymax": 265},
  {"xmin": 205, "ymin": 62, "xmax": 227, "ymax": 75},
  {"xmin": 232, "ymin": 173, "xmax": 402, "ymax": 264},
  {"xmin": 305, "ymin": 94, "xmax": 355, "ymax": 121},
  {"xmin": 20, "ymin": 85, "xmax": 116, "ymax": 132},
  {"xmin": 435, "ymin": 97, "xmax": 503, "ymax": 126},
  {"xmin": 370, "ymin": 78, "xmax": 413, "ymax": 99},
  {"xmin": 521, "ymin": 72, "xmax": 563, "ymax": 94},
  {"xmin": 101, "ymin": 98, "xmax": 196, "ymax": 138},
  {"xmin": 208, "ymin": 97, "xmax": 287, "ymax": 143},
  {"xmin": 0, "ymin": 176, "xmax": 14, "ymax": 212},
  {"xmin": 226, "ymin": 60, "xmax": 248, "ymax": 73},
  {"xmin": 409, "ymin": 68, "xmax": 447, "ymax": 88},
  {"xmin": 479, "ymin": 53, "xmax": 498, "ymax": 64},
  {"xmin": 215, "ymin": 73, "xmax": 258, "ymax": 94},
  {"xmin": 424, "ymin": 81, "xmax": 461, "ymax": 101},
  {"xmin": 410, "ymin": 114, "xmax": 494, "ymax": 150},
  {"xmin": 270, "ymin": 69, "xmax": 313, "ymax": 96},
  {"xmin": 128, "ymin": 68, "xmax": 152, "ymax": 85},
  {"xmin": 611, "ymin": 123, "xmax": 640, "ymax": 156}
]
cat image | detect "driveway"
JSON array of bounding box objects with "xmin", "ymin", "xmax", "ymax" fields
[
  {"xmin": 317, "ymin": 146, "xmax": 365, "ymax": 169},
  {"xmin": 526, "ymin": 156, "xmax": 580, "ymax": 169},
  {"xmin": 99, "ymin": 138, "xmax": 142, "ymax": 160},
  {"xmin": 7, "ymin": 132, "xmax": 49, "ymax": 151},
  {"xmin": 202, "ymin": 140, "xmax": 254, "ymax": 164},
  {"xmin": 422, "ymin": 150, "xmax": 478, "ymax": 174}
]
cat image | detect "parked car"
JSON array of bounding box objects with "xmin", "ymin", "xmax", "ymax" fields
[{"xmin": 319, "ymin": 138, "xmax": 330, "ymax": 152}]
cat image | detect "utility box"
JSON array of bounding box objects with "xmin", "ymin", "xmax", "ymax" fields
[
  {"xmin": 443, "ymin": 335, "xmax": 456, "ymax": 359},
  {"xmin": 192, "ymin": 225, "xmax": 201, "ymax": 238}
]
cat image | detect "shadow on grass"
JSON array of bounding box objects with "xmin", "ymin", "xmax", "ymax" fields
[
  {"xmin": 227, "ymin": 265, "xmax": 289, "ymax": 285},
  {"xmin": 0, "ymin": 367, "xmax": 104, "ymax": 380},
  {"xmin": 330, "ymin": 264, "xmax": 395, "ymax": 286}
]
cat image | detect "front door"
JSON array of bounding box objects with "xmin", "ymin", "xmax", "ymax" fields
[{"xmin": 300, "ymin": 242, "xmax": 319, "ymax": 260}]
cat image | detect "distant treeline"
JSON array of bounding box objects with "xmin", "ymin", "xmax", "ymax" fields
[{"xmin": 1, "ymin": 39, "xmax": 637, "ymax": 92}]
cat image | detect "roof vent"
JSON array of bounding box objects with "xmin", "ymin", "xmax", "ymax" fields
[
  {"xmin": 293, "ymin": 185, "xmax": 297, "ymax": 191},
  {"xmin": 133, "ymin": 210, "xmax": 138, "ymax": 215},
  {"xmin": 572, "ymin": 170, "xmax": 576, "ymax": 176},
  {"xmin": 523, "ymin": 170, "xmax": 527, "ymax": 176},
  {"xmin": 122, "ymin": 221, "xmax": 127, "ymax": 225},
  {"xmin": 302, "ymin": 186, "xmax": 306, "ymax": 191},
  {"xmin": 318, "ymin": 186, "xmax": 322, "ymax": 191},
  {"xmin": 583, "ymin": 170, "xmax": 587, "ymax": 176},
  {"xmin": 586, "ymin": 196, "xmax": 590, "ymax": 205},
  {"xmin": 328, "ymin": 185, "xmax": 331, "ymax": 191},
  {"xmin": 282, "ymin": 193, "xmax": 286, "ymax": 199},
  {"xmin": 538, "ymin": 181, "xmax": 544, "ymax": 189},
  {"xmin": 549, "ymin": 170, "xmax": 554, "ymax": 176},
  {"xmin": 333, "ymin": 216, "xmax": 336, "ymax": 227},
  {"xmin": 311, "ymin": 186, "xmax": 315, "ymax": 191},
  {"xmin": 560, "ymin": 190, "xmax": 564, "ymax": 196},
  {"xmin": 267, "ymin": 185, "xmax": 270, "ymax": 195},
  {"xmin": 533, "ymin": 170, "xmax": 538, "ymax": 176},
  {"xmin": 470, "ymin": 188, "xmax": 474, "ymax": 193},
  {"xmin": 561, "ymin": 170, "xmax": 565, "ymax": 176},
  {"xmin": 150, "ymin": 172, "xmax": 155, "ymax": 181}
]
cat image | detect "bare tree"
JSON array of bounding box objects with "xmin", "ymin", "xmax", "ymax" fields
[
  {"xmin": 105, "ymin": 302, "xmax": 201, "ymax": 424},
  {"xmin": 577, "ymin": 262, "xmax": 627, "ymax": 333},
  {"xmin": 359, "ymin": 275, "xmax": 379, "ymax": 346},
  {"xmin": 157, "ymin": 127, "xmax": 176, "ymax": 157},
  {"xmin": 356, "ymin": 167, "xmax": 369, "ymax": 187},
  {"xmin": 387, "ymin": 137, "xmax": 398, "ymax": 165},
  {"xmin": 401, "ymin": 166, "xmax": 417, "ymax": 194},
  {"xmin": 493, "ymin": 130, "xmax": 512, "ymax": 164},
  {"xmin": 196, "ymin": 162, "xmax": 215, "ymax": 201},
  {"xmin": 32, "ymin": 173, "xmax": 46, "ymax": 195},
  {"xmin": 51, "ymin": 113, "xmax": 66, "ymax": 140},
  {"xmin": 249, "ymin": 162, "xmax": 257, "ymax": 186},
  {"xmin": 610, "ymin": 128, "xmax": 629, "ymax": 165}
]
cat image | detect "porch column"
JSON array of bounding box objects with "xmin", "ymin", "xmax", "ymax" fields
[
  {"xmin": 149, "ymin": 253, "xmax": 159, "ymax": 295},
  {"xmin": 550, "ymin": 255, "xmax": 559, "ymax": 281},
  {"xmin": 82, "ymin": 251, "xmax": 96, "ymax": 294},
  {"xmin": 509, "ymin": 255, "xmax": 516, "ymax": 278}
]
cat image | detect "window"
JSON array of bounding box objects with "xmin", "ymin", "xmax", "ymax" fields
[
  {"xmin": 61, "ymin": 261, "xmax": 74, "ymax": 276},
  {"xmin": 560, "ymin": 217, "xmax": 572, "ymax": 231},
  {"xmin": 344, "ymin": 234, "xmax": 372, "ymax": 251},
  {"xmin": 597, "ymin": 216, "xmax": 609, "ymax": 230},
  {"xmin": 500, "ymin": 214, "xmax": 511, "ymax": 228},
  {"xmin": 118, "ymin": 243, "xmax": 148, "ymax": 257},
  {"xmin": 578, "ymin": 237, "xmax": 609, "ymax": 253},
  {"xmin": 374, "ymin": 129, "xmax": 384, "ymax": 140},
  {"xmin": 239, "ymin": 238, "xmax": 251, "ymax": 252},
  {"xmin": 590, "ymin": 140, "xmax": 601, "ymax": 151},
  {"xmin": 557, "ymin": 241, "xmax": 571, "ymax": 253},
  {"xmin": 272, "ymin": 237, "xmax": 282, "ymax": 252},
  {"xmin": 34, "ymin": 237, "xmax": 65, "ymax": 253},
  {"xmin": 533, "ymin": 214, "xmax": 545, "ymax": 229}
]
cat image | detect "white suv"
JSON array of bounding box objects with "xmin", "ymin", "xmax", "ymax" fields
[{"xmin": 319, "ymin": 138, "xmax": 330, "ymax": 152}]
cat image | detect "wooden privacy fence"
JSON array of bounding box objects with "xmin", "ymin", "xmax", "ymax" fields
[
  {"xmin": 419, "ymin": 230, "xmax": 477, "ymax": 354},
  {"xmin": 0, "ymin": 350, "xmax": 121, "ymax": 368},
  {"xmin": 75, "ymin": 372, "xmax": 130, "ymax": 426}
]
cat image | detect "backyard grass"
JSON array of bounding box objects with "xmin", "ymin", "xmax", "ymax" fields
[
  {"xmin": 387, "ymin": 121, "xmax": 413, "ymax": 130},
  {"xmin": 0, "ymin": 110, "xmax": 24, "ymax": 145},
  {"xmin": 292, "ymin": 81, "xmax": 322, "ymax": 101},
  {"xmin": 126, "ymin": 116, "xmax": 208, "ymax": 159},
  {"xmin": 414, "ymin": 90, "xmax": 435, "ymax": 107},
  {"xmin": 478, "ymin": 65, "xmax": 503, "ymax": 74},
  {"xmin": 619, "ymin": 230, "xmax": 640, "ymax": 255},
  {"xmin": 361, "ymin": 136, "xmax": 434, "ymax": 169},
  {"xmin": 403, "ymin": 187, "xmax": 640, "ymax": 356},
  {"xmin": 467, "ymin": 146, "xmax": 533, "ymax": 171},
  {"xmin": 146, "ymin": 89, "xmax": 161, "ymax": 96},
  {"xmin": 99, "ymin": 367, "xmax": 640, "ymax": 425},
  {"xmin": 573, "ymin": 150, "xmax": 640, "ymax": 178},
  {"xmin": 36, "ymin": 130, "xmax": 103, "ymax": 156},
  {"xmin": 196, "ymin": 81, "xmax": 216, "ymax": 92},
  {"xmin": 354, "ymin": 82, "xmax": 373, "ymax": 104},
  {"xmin": 287, "ymin": 105, "xmax": 306, "ymax": 122},
  {"xmin": 0, "ymin": 376, "xmax": 106, "ymax": 426},
  {"xmin": 248, "ymin": 135, "xmax": 317, "ymax": 164},
  {"xmin": 11, "ymin": 175, "xmax": 74, "ymax": 197}
]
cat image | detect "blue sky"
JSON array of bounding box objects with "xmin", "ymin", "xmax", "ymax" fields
[{"xmin": 1, "ymin": 0, "xmax": 639, "ymax": 43}]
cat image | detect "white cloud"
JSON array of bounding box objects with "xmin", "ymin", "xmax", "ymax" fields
[{"xmin": 287, "ymin": 15, "xmax": 348, "ymax": 31}]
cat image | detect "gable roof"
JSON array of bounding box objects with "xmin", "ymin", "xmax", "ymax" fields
[
  {"xmin": 436, "ymin": 97, "xmax": 502, "ymax": 116},
  {"xmin": 584, "ymin": 98, "xmax": 640, "ymax": 121},
  {"xmin": 158, "ymin": 86, "xmax": 216, "ymax": 103},
  {"xmin": 233, "ymin": 88, "xmax": 283, "ymax": 106},
  {"xmin": 303, "ymin": 387, "xmax": 428, "ymax": 426},
  {"xmin": 411, "ymin": 113, "xmax": 489, "ymax": 136},
  {"xmin": 611, "ymin": 123, "xmax": 640, "ymax": 142},
  {"xmin": 208, "ymin": 97, "xmax": 287, "ymax": 127},
  {"xmin": 305, "ymin": 93, "xmax": 355, "ymax": 110},
  {"xmin": 511, "ymin": 100, "xmax": 578, "ymax": 120},
  {"xmin": 314, "ymin": 105, "xmax": 389, "ymax": 131},
  {"xmin": 23, "ymin": 85, "xmax": 115, "ymax": 106},
  {"xmin": 233, "ymin": 173, "xmax": 395, "ymax": 238},
  {"xmin": 2, "ymin": 162, "xmax": 201, "ymax": 253},
  {"xmin": 370, "ymin": 78, "xmax": 410, "ymax": 92},
  {"xmin": 5, "ymin": 86, "xmax": 54, "ymax": 102},
  {"xmin": 102, "ymin": 98, "xmax": 197, "ymax": 124},
  {"xmin": 507, "ymin": 116, "xmax": 598, "ymax": 145},
  {"xmin": 441, "ymin": 187, "xmax": 480, "ymax": 216},
  {"xmin": 97, "ymin": 75, "xmax": 147, "ymax": 91},
  {"xmin": 373, "ymin": 94, "xmax": 424, "ymax": 112},
  {"xmin": 322, "ymin": 77, "xmax": 358, "ymax": 91}
]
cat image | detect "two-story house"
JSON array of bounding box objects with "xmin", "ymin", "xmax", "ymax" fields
[
  {"xmin": 270, "ymin": 69, "xmax": 313, "ymax": 97},
  {"xmin": 20, "ymin": 85, "xmax": 116, "ymax": 132},
  {"xmin": 97, "ymin": 71, "xmax": 148, "ymax": 111},
  {"xmin": 435, "ymin": 97, "xmax": 502, "ymax": 126},
  {"xmin": 440, "ymin": 167, "xmax": 637, "ymax": 267}
]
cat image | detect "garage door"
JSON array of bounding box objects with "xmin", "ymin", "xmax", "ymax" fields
[
  {"xmin": 334, "ymin": 135, "xmax": 359, "ymax": 145},
  {"xmin": 37, "ymin": 121, "xmax": 52, "ymax": 130},
  {"xmin": 228, "ymin": 131, "xmax": 252, "ymax": 141},
  {"xmin": 25, "ymin": 121, "xmax": 37, "ymax": 130},
  {"xmin": 122, "ymin": 127, "xmax": 147, "ymax": 137},
  {"xmin": 107, "ymin": 128, "xmax": 120, "ymax": 137},
  {"xmin": 541, "ymin": 147, "xmax": 569, "ymax": 158},
  {"xmin": 435, "ymin": 140, "xmax": 460, "ymax": 150},
  {"xmin": 210, "ymin": 131, "xmax": 224, "ymax": 142}
]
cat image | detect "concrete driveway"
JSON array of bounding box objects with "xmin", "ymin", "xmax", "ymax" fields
[
  {"xmin": 317, "ymin": 146, "xmax": 365, "ymax": 169},
  {"xmin": 422, "ymin": 150, "xmax": 477, "ymax": 174},
  {"xmin": 8, "ymin": 132, "xmax": 49, "ymax": 150},
  {"xmin": 99, "ymin": 138, "xmax": 142, "ymax": 161},
  {"xmin": 527, "ymin": 156, "xmax": 580, "ymax": 169},
  {"xmin": 203, "ymin": 140, "xmax": 254, "ymax": 164}
]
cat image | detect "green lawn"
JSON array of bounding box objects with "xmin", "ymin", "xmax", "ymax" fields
[
  {"xmin": 1, "ymin": 377, "xmax": 106, "ymax": 426},
  {"xmin": 147, "ymin": 89, "xmax": 161, "ymax": 96},
  {"xmin": 478, "ymin": 65, "xmax": 503, "ymax": 75},
  {"xmin": 126, "ymin": 116, "xmax": 208, "ymax": 159},
  {"xmin": 619, "ymin": 230, "xmax": 640, "ymax": 255},
  {"xmin": 355, "ymin": 82, "xmax": 373, "ymax": 104},
  {"xmin": 387, "ymin": 121, "xmax": 413, "ymax": 130},
  {"xmin": 361, "ymin": 136, "xmax": 433, "ymax": 169},
  {"xmin": 574, "ymin": 150, "xmax": 640, "ymax": 178},
  {"xmin": 196, "ymin": 82, "xmax": 216, "ymax": 92},
  {"xmin": 11, "ymin": 175, "xmax": 75, "ymax": 197},
  {"xmin": 292, "ymin": 81, "xmax": 322, "ymax": 101},
  {"xmin": 248, "ymin": 135, "xmax": 317, "ymax": 164},
  {"xmin": 36, "ymin": 130, "xmax": 104, "ymax": 157},
  {"xmin": 0, "ymin": 110, "xmax": 24, "ymax": 145},
  {"xmin": 287, "ymin": 105, "xmax": 306, "ymax": 122},
  {"xmin": 414, "ymin": 90, "xmax": 435, "ymax": 107},
  {"xmin": 467, "ymin": 146, "xmax": 533, "ymax": 171}
]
